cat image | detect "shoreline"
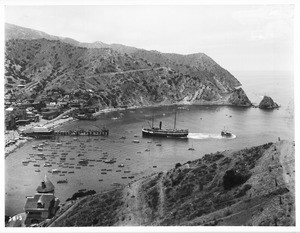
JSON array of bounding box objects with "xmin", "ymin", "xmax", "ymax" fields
[
  {"xmin": 5, "ymin": 114, "xmax": 76, "ymax": 158},
  {"xmin": 5, "ymin": 102, "xmax": 253, "ymax": 158},
  {"xmin": 93, "ymin": 101, "xmax": 253, "ymax": 117}
]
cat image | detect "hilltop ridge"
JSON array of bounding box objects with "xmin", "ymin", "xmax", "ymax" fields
[{"xmin": 5, "ymin": 23, "xmax": 251, "ymax": 108}]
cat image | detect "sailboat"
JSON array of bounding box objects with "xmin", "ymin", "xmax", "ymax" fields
[{"xmin": 142, "ymin": 111, "xmax": 188, "ymax": 138}]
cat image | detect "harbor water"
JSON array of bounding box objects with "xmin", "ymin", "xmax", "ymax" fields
[{"xmin": 5, "ymin": 71, "xmax": 294, "ymax": 216}]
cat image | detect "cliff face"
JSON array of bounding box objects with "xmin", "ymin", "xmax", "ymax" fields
[
  {"xmin": 49, "ymin": 140, "xmax": 294, "ymax": 226},
  {"xmin": 5, "ymin": 24, "xmax": 252, "ymax": 108},
  {"xmin": 259, "ymin": 96, "xmax": 279, "ymax": 109}
]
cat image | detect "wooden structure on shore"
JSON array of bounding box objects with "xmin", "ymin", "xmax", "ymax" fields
[
  {"xmin": 21, "ymin": 127, "xmax": 109, "ymax": 139},
  {"xmin": 21, "ymin": 127, "xmax": 55, "ymax": 139},
  {"xmin": 54, "ymin": 129, "xmax": 109, "ymax": 136}
]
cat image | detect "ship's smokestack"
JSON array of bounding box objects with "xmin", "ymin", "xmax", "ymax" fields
[{"xmin": 159, "ymin": 121, "xmax": 162, "ymax": 130}]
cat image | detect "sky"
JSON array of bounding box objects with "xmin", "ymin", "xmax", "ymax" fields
[{"xmin": 4, "ymin": 4, "xmax": 294, "ymax": 72}]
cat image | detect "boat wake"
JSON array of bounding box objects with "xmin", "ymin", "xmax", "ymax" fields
[{"xmin": 187, "ymin": 133, "xmax": 236, "ymax": 140}]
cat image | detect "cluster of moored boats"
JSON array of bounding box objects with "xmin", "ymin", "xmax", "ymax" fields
[
  {"xmin": 20, "ymin": 109, "xmax": 235, "ymax": 202},
  {"xmin": 21, "ymin": 137, "xmax": 140, "ymax": 187}
]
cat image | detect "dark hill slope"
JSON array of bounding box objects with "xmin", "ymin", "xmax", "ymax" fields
[
  {"xmin": 49, "ymin": 140, "xmax": 294, "ymax": 226},
  {"xmin": 5, "ymin": 38, "xmax": 251, "ymax": 107},
  {"xmin": 4, "ymin": 23, "xmax": 241, "ymax": 91}
]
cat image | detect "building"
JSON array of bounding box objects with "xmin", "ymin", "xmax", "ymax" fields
[
  {"xmin": 24, "ymin": 175, "xmax": 60, "ymax": 226},
  {"xmin": 5, "ymin": 114, "xmax": 16, "ymax": 130},
  {"xmin": 21, "ymin": 127, "xmax": 55, "ymax": 139},
  {"xmin": 69, "ymin": 100, "xmax": 81, "ymax": 108},
  {"xmin": 5, "ymin": 107, "xmax": 17, "ymax": 130},
  {"xmin": 41, "ymin": 109, "xmax": 60, "ymax": 120},
  {"xmin": 57, "ymin": 101, "xmax": 69, "ymax": 109},
  {"xmin": 15, "ymin": 119, "xmax": 31, "ymax": 126}
]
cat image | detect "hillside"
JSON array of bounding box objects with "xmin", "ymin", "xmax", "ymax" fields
[
  {"xmin": 49, "ymin": 140, "xmax": 294, "ymax": 226},
  {"xmin": 5, "ymin": 23, "xmax": 251, "ymax": 108}
]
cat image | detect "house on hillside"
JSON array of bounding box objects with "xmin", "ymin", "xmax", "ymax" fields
[
  {"xmin": 24, "ymin": 175, "xmax": 60, "ymax": 226},
  {"xmin": 5, "ymin": 113, "xmax": 16, "ymax": 130},
  {"xmin": 57, "ymin": 101, "xmax": 69, "ymax": 109},
  {"xmin": 41, "ymin": 110, "xmax": 60, "ymax": 120},
  {"xmin": 41, "ymin": 103, "xmax": 62, "ymax": 120},
  {"xmin": 69, "ymin": 100, "xmax": 81, "ymax": 108}
]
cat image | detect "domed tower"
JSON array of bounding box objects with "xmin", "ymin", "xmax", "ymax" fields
[{"xmin": 36, "ymin": 175, "xmax": 55, "ymax": 193}]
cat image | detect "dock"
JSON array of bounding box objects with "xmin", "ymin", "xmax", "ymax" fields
[
  {"xmin": 22, "ymin": 128, "xmax": 109, "ymax": 139},
  {"xmin": 54, "ymin": 129, "xmax": 109, "ymax": 136}
]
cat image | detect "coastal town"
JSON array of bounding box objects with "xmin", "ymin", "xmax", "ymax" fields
[
  {"xmin": 4, "ymin": 86, "xmax": 108, "ymax": 156},
  {"xmin": 4, "ymin": 4, "xmax": 295, "ymax": 230}
]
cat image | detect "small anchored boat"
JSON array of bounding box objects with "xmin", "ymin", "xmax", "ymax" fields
[
  {"xmin": 221, "ymin": 127, "xmax": 232, "ymax": 137},
  {"xmin": 57, "ymin": 179, "xmax": 68, "ymax": 184}
]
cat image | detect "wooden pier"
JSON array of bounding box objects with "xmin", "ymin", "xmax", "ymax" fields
[
  {"xmin": 22, "ymin": 129, "xmax": 109, "ymax": 139},
  {"xmin": 54, "ymin": 129, "xmax": 109, "ymax": 136}
]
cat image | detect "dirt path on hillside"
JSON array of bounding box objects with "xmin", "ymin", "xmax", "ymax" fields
[
  {"xmin": 90, "ymin": 68, "xmax": 162, "ymax": 78},
  {"xmin": 116, "ymin": 179, "xmax": 145, "ymax": 226},
  {"xmin": 278, "ymin": 140, "xmax": 295, "ymax": 197},
  {"xmin": 48, "ymin": 200, "xmax": 80, "ymax": 227},
  {"xmin": 157, "ymin": 173, "xmax": 166, "ymax": 220}
]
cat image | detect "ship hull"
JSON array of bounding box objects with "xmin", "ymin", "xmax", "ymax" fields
[
  {"xmin": 142, "ymin": 129, "xmax": 188, "ymax": 138},
  {"xmin": 221, "ymin": 131, "xmax": 232, "ymax": 137}
]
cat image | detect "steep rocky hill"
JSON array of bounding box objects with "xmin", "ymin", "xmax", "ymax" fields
[
  {"xmin": 49, "ymin": 140, "xmax": 294, "ymax": 226},
  {"xmin": 5, "ymin": 23, "xmax": 251, "ymax": 108}
]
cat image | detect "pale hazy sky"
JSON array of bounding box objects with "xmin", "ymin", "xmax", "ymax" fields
[{"xmin": 5, "ymin": 4, "xmax": 294, "ymax": 72}]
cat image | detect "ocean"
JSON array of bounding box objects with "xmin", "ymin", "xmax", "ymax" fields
[{"xmin": 5, "ymin": 70, "xmax": 294, "ymax": 217}]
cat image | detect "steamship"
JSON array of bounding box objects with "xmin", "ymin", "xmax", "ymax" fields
[{"xmin": 142, "ymin": 111, "xmax": 188, "ymax": 138}]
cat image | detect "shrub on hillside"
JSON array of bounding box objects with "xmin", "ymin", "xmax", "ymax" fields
[
  {"xmin": 223, "ymin": 169, "xmax": 251, "ymax": 190},
  {"xmin": 66, "ymin": 190, "xmax": 96, "ymax": 202},
  {"xmin": 175, "ymin": 163, "xmax": 181, "ymax": 169}
]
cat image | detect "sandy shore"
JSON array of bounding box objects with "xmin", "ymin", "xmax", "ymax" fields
[{"xmin": 92, "ymin": 105, "xmax": 146, "ymax": 117}]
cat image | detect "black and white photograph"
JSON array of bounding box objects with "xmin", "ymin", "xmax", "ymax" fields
[{"xmin": 2, "ymin": 0, "xmax": 298, "ymax": 231}]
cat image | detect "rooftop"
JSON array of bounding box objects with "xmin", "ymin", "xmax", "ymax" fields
[
  {"xmin": 24, "ymin": 193, "xmax": 55, "ymax": 211},
  {"xmin": 22, "ymin": 127, "xmax": 53, "ymax": 134}
]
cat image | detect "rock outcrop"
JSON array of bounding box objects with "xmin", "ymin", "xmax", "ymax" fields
[
  {"xmin": 228, "ymin": 88, "xmax": 252, "ymax": 107},
  {"xmin": 259, "ymin": 96, "xmax": 279, "ymax": 109},
  {"xmin": 49, "ymin": 141, "xmax": 295, "ymax": 227}
]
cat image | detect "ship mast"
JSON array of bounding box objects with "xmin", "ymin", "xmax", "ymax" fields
[
  {"xmin": 174, "ymin": 111, "xmax": 177, "ymax": 129},
  {"xmin": 152, "ymin": 112, "xmax": 154, "ymax": 128}
]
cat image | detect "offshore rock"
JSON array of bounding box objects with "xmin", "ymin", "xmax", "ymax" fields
[{"xmin": 259, "ymin": 96, "xmax": 279, "ymax": 109}]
